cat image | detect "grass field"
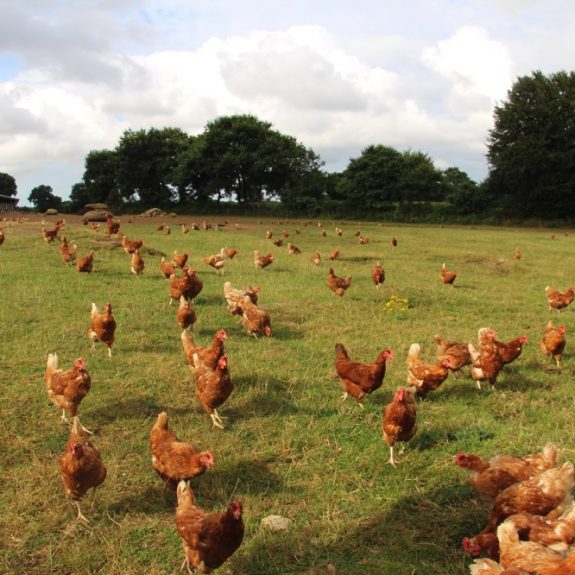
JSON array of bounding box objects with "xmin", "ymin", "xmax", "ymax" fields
[{"xmin": 0, "ymin": 213, "xmax": 573, "ymax": 575}]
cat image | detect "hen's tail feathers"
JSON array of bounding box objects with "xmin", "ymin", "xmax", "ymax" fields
[
  {"xmin": 543, "ymin": 443, "xmax": 559, "ymax": 467},
  {"xmin": 155, "ymin": 411, "xmax": 169, "ymax": 430},
  {"xmin": 334, "ymin": 343, "xmax": 349, "ymax": 360},
  {"xmin": 91, "ymin": 302, "xmax": 99, "ymax": 317},
  {"xmin": 468, "ymin": 558, "xmax": 505, "ymax": 575},
  {"xmin": 468, "ymin": 343, "xmax": 480, "ymax": 362},
  {"xmin": 407, "ymin": 343, "xmax": 421, "ymax": 365},
  {"xmin": 46, "ymin": 352, "xmax": 59, "ymax": 373}
]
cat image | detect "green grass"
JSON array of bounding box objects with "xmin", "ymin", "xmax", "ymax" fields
[{"xmin": 0, "ymin": 215, "xmax": 573, "ymax": 574}]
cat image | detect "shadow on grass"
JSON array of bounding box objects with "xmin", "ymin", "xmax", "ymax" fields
[{"xmin": 233, "ymin": 482, "xmax": 479, "ymax": 575}]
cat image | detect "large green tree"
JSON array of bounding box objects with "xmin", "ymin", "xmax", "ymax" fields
[
  {"xmin": 192, "ymin": 115, "xmax": 324, "ymax": 209},
  {"xmin": 487, "ymin": 70, "xmax": 575, "ymax": 218},
  {"xmin": 115, "ymin": 127, "xmax": 191, "ymax": 209},
  {"xmin": 28, "ymin": 185, "xmax": 62, "ymax": 212},
  {"xmin": 443, "ymin": 167, "xmax": 480, "ymax": 214},
  {"xmin": 336, "ymin": 145, "xmax": 404, "ymax": 214},
  {"xmin": 0, "ymin": 172, "xmax": 17, "ymax": 197},
  {"xmin": 398, "ymin": 150, "xmax": 444, "ymax": 203}
]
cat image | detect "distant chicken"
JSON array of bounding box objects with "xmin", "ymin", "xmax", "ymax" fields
[
  {"xmin": 76, "ymin": 251, "xmax": 94, "ymax": 273},
  {"xmin": 59, "ymin": 237, "xmax": 77, "ymax": 264},
  {"xmin": 283, "ymin": 229, "xmax": 290, "ymax": 238},
  {"xmin": 455, "ymin": 444, "xmax": 559, "ymax": 499},
  {"xmin": 231, "ymin": 297, "xmax": 272, "ymax": 338},
  {"xmin": 494, "ymin": 335, "xmax": 528, "ymax": 366},
  {"xmin": 287, "ymin": 242, "xmax": 301, "ymax": 255},
  {"xmin": 407, "ymin": 343, "xmax": 452, "ymax": 398},
  {"xmin": 203, "ymin": 249, "xmax": 225, "ymax": 274},
  {"xmin": 541, "ymin": 320, "xmax": 567, "ymax": 367},
  {"xmin": 164, "ymin": 225, "xmax": 171, "ymax": 235},
  {"xmin": 372, "ymin": 261, "xmax": 385, "ymax": 288},
  {"xmin": 433, "ymin": 334, "xmax": 471, "ymax": 371},
  {"xmin": 329, "ymin": 249, "xmax": 340, "ymax": 261},
  {"xmin": 326, "ymin": 267, "xmax": 352, "ymax": 297},
  {"xmin": 171, "ymin": 250, "xmax": 189, "ymax": 269},
  {"xmin": 335, "ymin": 227, "xmax": 343, "ymax": 237},
  {"xmin": 105, "ymin": 213, "xmax": 120, "ymax": 235},
  {"xmin": 223, "ymin": 248, "xmax": 239, "ymax": 259},
  {"xmin": 273, "ymin": 238, "xmax": 284, "ymax": 247},
  {"xmin": 358, "ymin": 235, "xmax": 369, "ymax": 244},
  {"xmin": 181, "ymin": 223, "xmax": 190, "ymax": 234},
  {"xmin": 170, "ymin": 267, "xmax": 203, "ymax": 304},
  {"xmin": 223, "ymin": 281, "xmax": 260, "ymax": 314},
  {"xmin": 383, "ymin": 387, "xmax": 417, "ymax": 466},
  {"xmin": 130, "ymin": 249, "xmax": 145, "ymax": 275},
  {"xmin": 177, "ymin": 296, "xmax": 197, "ymax": 330},
  {"xmin": 195, "ymin": 354, "xmax": 233, "ymax": 428},
  {"xmin": 311, "ymin": 251, "xmax": 321, "ymax": 266},
  {"xmin": 253, "ymin": 250, "xmax": 275, "ymax": 270},
  {"xmin": 441, "ymin": 262, "xmax": 457, "ymax": 286},
  {"xmin": 182, "ymin": 329, "xmax": 227, "ymax": 371},
  {"xmin": 150, "ymin": 412, "xmax": 214, "ymax": 490},
  {"xmin": 88, "ymin": 302, "xmax": 116, "ymax": 357},
  {"xmin": 545, "ymin": 286, "xmax": 575, "ymax": 312},
  {"xmin": 514, "ymin": 247, "xmax": 521, "ymax": 260},
  {"xmin": 160, "ymin": 256, "xmax": 176, "ymax": 279},
  {"xmin": 265, "ymin": 230, "xmax": 273, "ymax": 239},
  {"xmin": 391, "ymin": 237, "xmax": 398, "ymax": 247},
  {"xmin": 176, "ymin": 481, "xmax": 244, "ymax": 574},
  {"xmin": 59, "ymin": 417, "xmax": 107, "ymax": 522},
  {"xmin": 334, "ymin": 343, "xmax": 394, "ymax": 403},
  {"xmin": 45, "ymin": 354, "xmax": 91, "ymax": 424},
  {"xmin": 42, "ymin": 225, "xmax": 61, "ymax": 243},
  {"xmin": 122, "ymin": 236, "xmax": 143, "ymax": 254},
  {"xmin": 469, "ymin": 328, "xmax": 504, "ymax": 389}
]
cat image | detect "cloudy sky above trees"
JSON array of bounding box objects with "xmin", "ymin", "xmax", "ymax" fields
[{"xmin": 1, "ymin": 0, "xmax": 574, "ymax": 203}]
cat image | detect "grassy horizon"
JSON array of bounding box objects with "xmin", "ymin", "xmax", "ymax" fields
[{"xmin": 0, "ymin": 214, "xmax": 573, "ymax": 575}]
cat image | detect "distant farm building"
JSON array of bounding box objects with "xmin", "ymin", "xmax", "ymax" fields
[{"xmin": 0, "ymin": 195, "xmax": 19, "ymax": 212}]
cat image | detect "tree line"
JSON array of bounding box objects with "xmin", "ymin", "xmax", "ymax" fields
[{"xmin": 2, "ymin": 70, "xmax": 574, "ymax": 222}]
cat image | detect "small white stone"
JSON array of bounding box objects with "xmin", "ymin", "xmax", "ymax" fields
[{"xmin": 260, "ymin": 515, "xmax": 291, "ymax": 531}]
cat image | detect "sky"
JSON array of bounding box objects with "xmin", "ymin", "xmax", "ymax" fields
[{"xmin": 1, "ymin": 0, "xmax": 574, "ymax": 205}]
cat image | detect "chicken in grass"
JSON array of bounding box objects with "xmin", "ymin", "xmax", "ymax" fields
[
  {"xmin": 494, "ymin": 335, "xmax": 528, "ymax": 366},
  {"xmin": 223, "ymin": 281, "xmax": 260, "ymax": 314},
  {"xmin": 176, "ymin": 480, "xmax": 244, "ymax": 574},
  {"xmin": 382, "ymin": 387, "xmax": 417, "ymax": 466},
  {"xmin": 287, "ymin": 242, "xmax": 301, "ymax": 255},
  {"xmin": 231, "ymin": 296, "xmax": 272, "ymax": 338},
  {"xmin": 545, "ymin": 286, "xmax": 575, "ymax": 312},
  {"xmin": 469, "ymin": 328, "xmax": 505, "ymax": 389},
  {"xmin": 171, "ymin": 250, "xmax": 189, "ymax": 269},
  {"xmin": 514, "ymin": 247, "xmax": 521, "ymax": 261},
  {"xmin": 177, "ymin": 296, "xmax": 197, "ymax": 331},
  {"xmin": 76, "ymin": 251, "xmax": 94, "ymax": 273},
  {"xmin": 372, "ymin": 261, "xmax": 385, "ymax": 288},
  {"xmin": 122, "ymin": 236, "xmax": 143, "ymax": 254},
  {"xmin": 169, "ymin": 267, "xmax": 203, "ymax": 304},
  {"xmin": 195, "ymin": 354, "xmax": 233, "ymax": 428},
  {"xmin": 326, "ymin": 267, "xmax": 352, "ymax": 297},
  {"xmin": 88, "ymin": 302, "xmax": 116, "ymax": 357},
  {"xmin": 406, "ymin": 343, "xmax": 452, "ymax": 398},
  {"xmin": 182, "ymin": 329, "xmax": 227, "ymax": 371},
  {"xmin": 59, "ymin": 417, "xmax": 107, "ymax": 522},
  {"xmin": 105, "ymin": 213, "xmax": 120, "ymax": 235},
  {"xmin": 42, "ymin": 225, "xmax": 62, "ymax": 243},
  {"xmin": 441, "ymin": 262, "xmax": 457, "ymax": 286},
  {"xmin": 310, "ymin": 251, "xmax": 321, "ymax": 266},
  {"xmin": 455, "ymin": 444, "xmax": 559, "ymax": 499},
  {"xmin": 59, "ymin": 237, "xmax": 77, "ymax": 265},
  {"xmin": 478, "ymin": 461, "xmax": 574, "ymax": 537},
  {"xmin": 433, "ymin": 334, "xmax": 472, "ymax": 371},
  {"xmin": 130, "ymin": 249, "xmax": 145, "ymax": 275},
  {"xmin": 45, "ymin": 354, "xmax": 91, "ymax": 425},
  {"xmin": 467, "ymin": 557, "xmax": 523, "ymax": 575},
  {"xmin": 150, "ymin": 412, "xmax": 214, "ymax": 490},
  {"xmin": 203, "ymin": 250, "xmax": 225, "ymax": 274},
  {"xmin": 223, "ymin": 248, "xmax": 239, "ymax": 259},
  {"xmin": 334, "ymin": 343, "xmax": 394, "ymax": 403},
  {"xmin": 541, "ymin": 321, "xmax": 567, "ymax": 367},
  {"xmin": 329, "ymin": 249, "xmax": 340, "ymax": 261},
  {"xmin": 253, "ymin": 250, "xmax": 274, "ymax": 270},
  {"xmin": 160, "ymin": 256, "xmax": 176, "ymax": 279},
  {"xmin": 496, "ymin": 519, "xmax": 567, "ymax": 574}
]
